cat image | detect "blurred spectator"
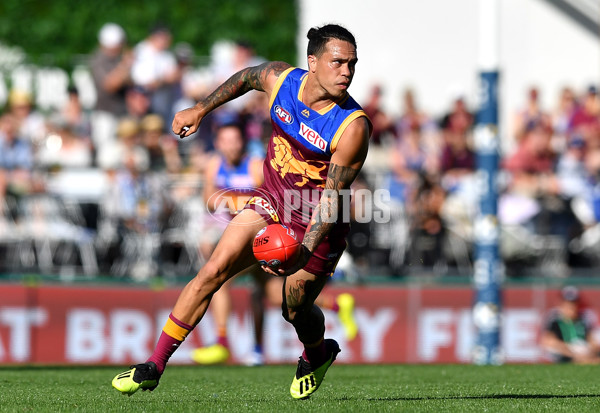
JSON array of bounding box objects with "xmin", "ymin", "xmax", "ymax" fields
[
  {"xmin": 211, "ymin": 40, "xmax": 266, "ymax": 115},
  {"xmin": 395, "ymin": 88, "xmax": 430, "ymax": 138},
  {"xmin": 89, "ymin": 23, "xmax": 132, "ymax": 157},
  {"xmin": 389, "ymin": 121, "xmax": 438, "ymax": 202},
  {"xmin": 437, "ymin": 95, "xmax": 476, "ymax": 200},
  {"xmin": 441, "ymin": 94, "xmax": 473, "ymax": 132},
  {"xmin": 502, "ymin": 121, "xmax": 564, "ymax": 234},
  {"xmin": 513, "ymin": 86, "xmax": 552, "ymax": 143},
  {"xmin": 439, "ymin": 125, "xmax": 475, "ymax": 191},
  {"xmin": 567, "ymin": 148, "xmax": 600, "ymax": 264},
  {"xmin": 89, "ymin": 23, "xmax": 132, "ymax": 117},
  {"xmin": 540, "ymin": 286, "xmax": 600, "ymax": 364},
  {"xmin": 0, "ymin": 113, "xmax": 34, "ymax": 198},
  {"xmin": 556, "ymin": 134, "xmax": 588, "ymax": 200},
  {"xmin": 239, "ymin": 92, "xmax": 271, "ymax": 158},
  {"xmin": 552, "ymin": 86, "xmax": 577, "ymax": 140},
  {"xmin": 60, "ymin": 86, "xmax": 92, "ymax": 140},
  {"xmin": 170, "ymin": 42, "xmax": 199, "ymax": 119},
  {"xmin": 106, "ymin": 146, "xmax": 173, "ymax": 280},
  {"xmin": 504, "ymin": 121, "xmax": 557, "ymax": 198},
  {"xmin": 501, "ymin": 120, "xmax": 579, "ymax": 275},
  {"xmin": 114, "ymin": 152, "xmax": 165, "ymax": 233},
  {"xmin": 363, "ymin": 84, "xmax": 393, "ymax": 146},
  {"xmin": 0, "ymin": 113, "xmax": 34, "ymax": 171},
  {"xmin": 407, "ymin": 173, "xmax": 447, "ymax": 268},
  {"xmin": 569, "ymin": 86, "xmax": 600, "ymax": 147},
  {"xmin": 131, "ymin": 24, "xmax": 178, "ymax": 124},
  {"xmin": 6, "ymin": 89, "xmax": 46, "ymax": 148},
  {"xmin": 97, "ymin": 117, "xmax": 148, "ymax": 171},
  {"xmin": 140, "ymin": 114, "xmax": 182, "ymax": 173},
  {"xmin": 124, "ymin": 86, "xmax": 152, "ymax": 121},
  {"xmin": 212, "ymin": 40, "xmax": 266, "ymax": 84},
  {"xmin": 200, "ymin": 122, "xmax": 262, "ymax": 260},
  {"xmin": 36, "ymin": 115, "xmax": 93, "ymax": 170}
]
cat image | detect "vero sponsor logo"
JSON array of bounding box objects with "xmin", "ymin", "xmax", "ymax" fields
[
  {"xmin": 299, "ymin": 123, "xmax": 327, "ymax": 151},
  {"xmin": 274, "ymin": 105, "xmax": 293, "ymax": 124}
]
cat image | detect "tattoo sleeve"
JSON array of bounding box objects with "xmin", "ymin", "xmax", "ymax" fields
[
  {"xmin": 302, "ymin": 163, "xmax": 360, "ymax": 253},
  {"xmin": 197, "ymin": 61, "xmax": 290, "ymax": 113}
]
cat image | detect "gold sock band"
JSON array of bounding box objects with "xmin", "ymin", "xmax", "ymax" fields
[{"xmin": 163, "ymin": 317, "xmax": 191, "ymax": 341}]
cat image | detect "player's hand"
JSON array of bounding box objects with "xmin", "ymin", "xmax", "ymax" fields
[
  {"xmin": 172, "ymin": 106, "xmax": 203, "ymax": 139},
  {"xmin": 261, "ymin": 245, "xmax": 312, "ymax": 277}
]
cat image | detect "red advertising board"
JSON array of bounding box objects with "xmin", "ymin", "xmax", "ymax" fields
[{"xmin": 0, "ymin": 283, "xmax": 598, "ymax": 365}]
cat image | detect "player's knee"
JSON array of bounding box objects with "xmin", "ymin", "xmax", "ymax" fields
[
  {"xmin": 283, "ymin": 301, "xmax": 316, "ymax": 323},
  {"xmin": 281, "ymin": 301, "xmax": 296, "ymax": 324},
  {"xmin": 282, "ymin": 299, "xmax": 304, "ymax": 323}
]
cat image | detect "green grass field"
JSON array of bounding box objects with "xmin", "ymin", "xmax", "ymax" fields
[{"xmin": 1, "ymin": 364, "xmax": 599, "ymax": 412}]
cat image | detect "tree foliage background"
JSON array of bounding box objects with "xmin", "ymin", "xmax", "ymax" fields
[{"xmin": 0, "ymin": 0, "xmax": 298, "ymax": 69}]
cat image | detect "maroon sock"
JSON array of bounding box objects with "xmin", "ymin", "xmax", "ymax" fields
[
  {"xmin": 302, "ymin": 339, "xmax": 326, "ymax": 367},
  {"xmin": 217, "ymin": 335, "xmax": 229, "ymax": 348},
  {"xmin": 147, "ymin": 313, "xmax": 193, "ymax": 374}
]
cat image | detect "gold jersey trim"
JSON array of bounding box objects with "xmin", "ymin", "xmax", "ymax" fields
[
  {"xmin": 330, "ymin": 110, "xmax": 370, "ymax": 153},
  {"xmin": 268, "ymin": 67, "xmax": 296, "ymax": 110}
]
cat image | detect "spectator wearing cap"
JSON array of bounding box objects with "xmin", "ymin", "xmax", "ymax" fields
[
  {"xmin": 540, "ymin": 286, "xmax": 600, "ymax": 364},
  {"xmin": 90, "ymin": 23, "xmax": 132, "ymax": 117},
  {"xmin": 89, "ymin": 23, "xmax": 133, "ymax": 165},
  {"xmin": 7, "ymin": 89, "xmax": 47, "ymax": 147}
]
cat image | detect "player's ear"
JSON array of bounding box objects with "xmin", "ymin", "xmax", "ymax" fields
[{"xmin": 307, "ymin": 55, "xmax": 317, "ymax": 73}]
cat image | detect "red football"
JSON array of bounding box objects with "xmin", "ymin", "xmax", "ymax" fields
[{"xmin": 253, "ymin": 224, "xmax": 301, "ymax": 272}]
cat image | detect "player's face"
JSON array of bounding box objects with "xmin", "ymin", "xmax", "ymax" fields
[{"xmin": 311, "ymin": 39, "xmax": 357, "ymax": 99}]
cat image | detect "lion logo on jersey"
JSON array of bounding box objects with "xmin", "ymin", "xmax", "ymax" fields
[{"xmin": 270, "ymin": 136, "xmax": 326, "ymax": 188}]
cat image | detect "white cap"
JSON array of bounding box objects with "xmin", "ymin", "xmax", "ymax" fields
[{"xmin": 98, "ymin": 23, "xmax": 125, "ymax": 48}]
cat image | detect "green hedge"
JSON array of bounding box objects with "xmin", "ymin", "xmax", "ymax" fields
[{"xmin": 0, "ymin": 0, "xmax": 298, "ymax": 69}]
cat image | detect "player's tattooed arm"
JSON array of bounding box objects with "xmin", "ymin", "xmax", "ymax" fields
[
  {"xmin": 301, "ymin": 164, "xmax": 360, "ymax": 254},
  {"xmin": 300, "ymin": 117, "xmax": 370, "ymax": 257},
  {"xmin": 199, "ymin": 61, "xmax": 290, "ymax": 113},
  {"xmin": 172, "ymin": 61, "xmax": 290, "ymax": 137}
]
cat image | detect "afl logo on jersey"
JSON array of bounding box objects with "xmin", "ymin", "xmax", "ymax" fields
[{"xmin": 274, "ymin": 105, "xmax": 294, "ymax": 125}]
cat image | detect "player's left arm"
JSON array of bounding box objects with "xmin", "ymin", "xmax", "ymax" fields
[
  {"xmin": 173, "ymin": 61, "xmax": 291, "ymax": 138},
  {"xmin": 275, "ymin": 117, "xmax": 370, "ymax": 276}
]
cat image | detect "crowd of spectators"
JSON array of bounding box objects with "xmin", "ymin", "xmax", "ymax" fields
[{"xmin": 1, "ymin": 22, "xmax": 600, "ymax": 280}]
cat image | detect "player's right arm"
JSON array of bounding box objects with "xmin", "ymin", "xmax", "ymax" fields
[{"xmin": 172, "ymin": 61, "xmax": 291, "ymax": 137}]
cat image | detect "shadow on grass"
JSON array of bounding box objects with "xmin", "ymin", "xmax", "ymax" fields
[{"xmin": 361, "ymin": 394, "xmax": 600, "ymax": 401}]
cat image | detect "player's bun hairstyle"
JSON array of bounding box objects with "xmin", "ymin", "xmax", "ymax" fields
[{"xmin": 306, "ymin": 24, "xmax": 356, "ymax": 57}]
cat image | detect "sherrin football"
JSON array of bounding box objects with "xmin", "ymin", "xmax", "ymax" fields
[{"xmin": 253, "ymin": 224, "xmax": 301, "ymax": 272}]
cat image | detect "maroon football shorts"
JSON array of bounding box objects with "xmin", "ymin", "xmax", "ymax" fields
[{"xmin": 244, "ymin": 193, "xmax": 348, "ymax": 277}]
